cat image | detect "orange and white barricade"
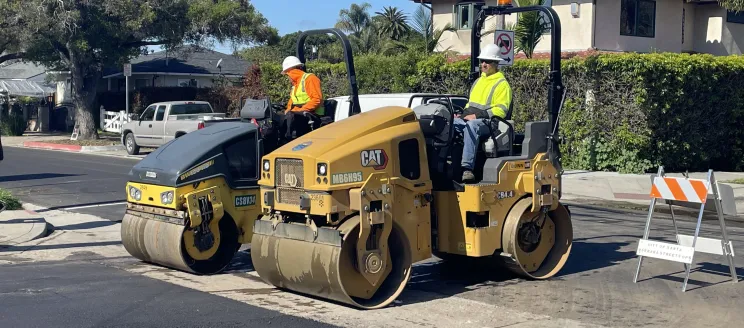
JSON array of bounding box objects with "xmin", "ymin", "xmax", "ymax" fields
[{"xmin": 633, "ymin": 166, "xmax": 738, "ymax": 291}]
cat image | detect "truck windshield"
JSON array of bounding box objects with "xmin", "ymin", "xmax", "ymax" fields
[{"xmin": 170, "ymin": 104, "xmax": 212, "ymax": 115}]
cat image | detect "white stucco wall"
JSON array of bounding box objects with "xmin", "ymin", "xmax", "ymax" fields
[
  {"xmin": 693, "ymin": 5, "xmax": 743, "ymax": 55},
  {"xmin": 432, "ymin": 0, "xmax": 594, "ymax": 55},
  {"xmin": 594, "ymin": 0, "xmax": 683, "ymax": 53},
  {"xmin": 533, "ymin": 0, "xmax": 595, "ymax": 53}
]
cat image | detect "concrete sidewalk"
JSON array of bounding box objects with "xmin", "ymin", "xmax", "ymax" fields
[
  {"xmin": 0, "ymin": 209, "xmax": 50, "ymax": 248},
  {"xmin": 561, "ymin": 170, "xmax": 744, "ymax": 220}
]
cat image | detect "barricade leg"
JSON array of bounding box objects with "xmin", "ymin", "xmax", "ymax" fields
[
  {"xmin": 670, "ymin": 205, "xmax": 689, "ymax": 272},
  {"xmin": 634, "ymin": 166, "xmax": 664, "ymax": 283},
  {"xmin": 711, "ymin": 172, "xmax": 738, "ymax": 283}
]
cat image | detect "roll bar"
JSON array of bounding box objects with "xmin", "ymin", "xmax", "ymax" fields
[
  {"xmin": 296, "ymin": 28, "xmax": 362, "ymax": 117},
  {"xmin": 470, "ymin": 4, "xmax": 564, "ymax": 169}
]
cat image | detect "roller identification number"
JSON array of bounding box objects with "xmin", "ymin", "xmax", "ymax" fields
[
  {"xmin": 331, "ymin": 172, "xmax": 363, "ymax": 185},
  {"xmin": 235, "ymin": 195, "xmax": 256, "ymax": 207}
]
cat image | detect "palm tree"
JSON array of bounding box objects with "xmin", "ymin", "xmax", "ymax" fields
[
  {"xmin": 374, "ymin": 6, "xmax": 410, "ymax": 41},
  {"xmin": 410, "ymin": 5, "xmax": 456, "ymax": 53},
  {"xmin": 335, "ymin": 3, "xmax": 372, "ymax": 36},
  {"xmin": 492, "ymin": 0, "xmax": 550, "ymax": 58}
]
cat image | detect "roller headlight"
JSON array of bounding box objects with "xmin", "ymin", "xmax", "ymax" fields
[
  {"xmin": 160, "ymin": 191, "xmax": 174, "ymax": 204},
  {"xmin": 263, "ymin": 159, "xmax": 270, "ymax": 172},
  {"xmin": 128, "ymin": 186, "xmax": 141, "ymax": 201},
  {"xmin": 317, "ymin": 163, "xmax": 327, "ymax": 176}
]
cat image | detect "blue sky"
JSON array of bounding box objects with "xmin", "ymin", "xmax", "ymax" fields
[{"xmin": 218, "ymin": 0, "xmax": 426, "ymax": 53}]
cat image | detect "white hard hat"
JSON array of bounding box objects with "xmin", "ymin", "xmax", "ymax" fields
[
  {"xmin": 477, "ymin": 43, "xmax": 505, "ymax": 62},
  {"xmin": 282, "ymin": 56, "xmax": 303, "ymax": 72}
]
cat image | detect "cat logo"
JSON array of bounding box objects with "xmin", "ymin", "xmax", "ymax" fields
[
  {"xmin": 283, "ymin": 173, "xmax": 299, "ymax": 187},
  {"xmin": 360, "ymin": 149, "xmax": 388, "ymax": 170}
]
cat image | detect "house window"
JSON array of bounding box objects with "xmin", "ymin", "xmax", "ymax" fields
[
  {"xmin": 728, "ymin": 10, "xmax": 744, "ymax": 24},
  {"xmin": 620, "ymin": 0, "xmax": 655, "ymax": 38},
  {"xmin": 454, "ymin": 1, "xmax": 484, "ymax": 30},
  {"xmin": 178, "ymin": 78, "xmax": 198, "ymax": 88}
]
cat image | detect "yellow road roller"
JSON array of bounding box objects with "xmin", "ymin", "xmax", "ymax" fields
[
  {"xmin": 251, "ymin": 4, "xmax": 573, "ymax": 309},
  {"xmin": 120, "ymin": 28, "xmax": 363, "ymax": 274}
]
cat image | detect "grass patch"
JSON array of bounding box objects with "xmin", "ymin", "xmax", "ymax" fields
[
  {"xmin": 0, "ymin": 189, "xmax": 22, "ymax": 210},
  {"xmin": 723, "ymin": 178, "xmax": 744, "ymax": 184}
]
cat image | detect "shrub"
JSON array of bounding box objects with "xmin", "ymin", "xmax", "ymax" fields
[
  {"xmin": 0, "ymin": 188, "xmax": 22, "ymax": 210},
  {"xmin": 0, "ymin": 112, "xmax": 27, "ymax": 136}
]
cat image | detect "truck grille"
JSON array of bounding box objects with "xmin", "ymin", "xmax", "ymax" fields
[
  {"xmin": 277, "ymin": 188, "xmax": 303, "ymax": 206},
  {"xmin": 275, "ymin": 158, "xmax": 304, "ymax": 188}
]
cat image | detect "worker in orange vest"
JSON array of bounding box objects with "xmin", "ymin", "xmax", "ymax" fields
[{"xmin": 280, "ymin": 56, "xmax": 325, "ymax": 141}]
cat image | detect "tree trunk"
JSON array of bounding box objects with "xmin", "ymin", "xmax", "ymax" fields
[{"xmin": 69, "ymin": 54, "xmax": 100, "ymax": 140}]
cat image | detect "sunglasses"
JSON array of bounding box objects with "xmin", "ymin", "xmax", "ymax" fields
[{"xmin": 479, "ymin": 60, "xmax": 496, "ymax": 65}]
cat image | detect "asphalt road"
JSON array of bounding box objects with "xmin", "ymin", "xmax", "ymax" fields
[
  {"xmin": 0, "ymin": 147, "xmax": 136, "ymax": 221},
  {"xmin": 0, "ymin": 258, "xmax": 334, "ymax": 328}
]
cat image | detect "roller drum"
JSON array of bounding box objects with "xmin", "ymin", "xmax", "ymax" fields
[
  {"xmin": 499, "ymin": 198, "xmax": 573, "ymax": 279},
  {"xmin": 121, "ymin": 212, "xmax": 238, "ymax": 275},
  {"xmin": 251, "ymin": 219, "xmax": 412, "ymax": 310}
]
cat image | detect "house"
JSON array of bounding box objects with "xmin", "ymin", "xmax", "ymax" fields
[
  {"xmin": 101, "ymin": 46, "xmax": 250, "ymax": 91},
  {"xmin": 412, "ymin": 0, "xmax": 744, "ymax": 57},
  {"xmin": 0, "ymin": 60, "xmax": 62, "ymax": 101}
]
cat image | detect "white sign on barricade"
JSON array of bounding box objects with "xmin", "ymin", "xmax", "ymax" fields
[{"xmin": 633, "ymin": 166, "xmax": 738, "ymax": 291}]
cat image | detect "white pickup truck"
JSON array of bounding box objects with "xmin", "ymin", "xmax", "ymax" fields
[{"xmin": 121, "ymin": 101, "xmax": 226, "ymax": 155}]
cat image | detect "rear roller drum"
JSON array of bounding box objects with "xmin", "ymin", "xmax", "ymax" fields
[
  {"xmin": 251, "ymin": 217, "xmax": 412, "ymax": 309},
  {"xmin": 499, "ymin": 197, "xmax": 573, "ymax": 279},
  {"xmin": 121, "ymin": 212, "xmax": 239, "ymax": 275}
]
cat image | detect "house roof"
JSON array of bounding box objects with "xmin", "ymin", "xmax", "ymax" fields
[
  {"xmin": 0, "ymin": 61, "xmax": 47, "ymax": 80},
  {"xmin": 102, "ymin": 46, "xmax": 251, "ymax": 78}
]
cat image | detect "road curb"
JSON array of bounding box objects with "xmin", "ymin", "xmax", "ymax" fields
[
  {"xmin": 563, "ymin": 198, "xmax": 744, "ymax": 223},
  {"xmin": 22, "ymin": 141, "xmax": 125, "ymax": 153},
  {"xmin": 0, "ymin": 209, "xmax": 51, "ymax": 248}
]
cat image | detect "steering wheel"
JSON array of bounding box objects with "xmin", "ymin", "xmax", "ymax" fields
[
  {"xmin": 427, "ymin": 99, "xmax": 464, "ymax": 116},
  {"xmin": 484, "ymin": 116, "xmax": 515, "ymax": 156}
]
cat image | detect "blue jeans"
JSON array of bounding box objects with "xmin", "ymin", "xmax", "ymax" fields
[{"xmin": 453, "ymin": 118, "xmax": 490, "ymax": 170}]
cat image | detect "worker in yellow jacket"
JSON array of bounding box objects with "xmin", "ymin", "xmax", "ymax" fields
[
  {"xmin": 454, "ymin": 43, "xmax": 513, "ymax": 183},
  {"xmin": 280, "ymin": 56, "xmax": 324, "ymax": 141}
]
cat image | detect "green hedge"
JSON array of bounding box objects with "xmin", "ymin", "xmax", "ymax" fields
[
  {"xmin": 253, "ymin": 52, "xmax": 744, "ymax": 173},
  {"xmin": 94, "ymin": 51, "xmax": 744, "ymax": 173}
]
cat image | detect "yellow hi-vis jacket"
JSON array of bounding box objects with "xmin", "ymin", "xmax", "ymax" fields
[
  {"xmin": 466, "ymin": 71, "xmax": 512, "ymax": 119},
  {"xmin": 290, "ymin": 72, "xmax": 325, "ymax": 116}
]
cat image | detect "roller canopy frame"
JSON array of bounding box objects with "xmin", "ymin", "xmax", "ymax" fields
[
  {"xmin": 296, "ymin": 28, "xmax": 361, "ymax": 117},
  {"xmin": 469, "ymin": 4, "xmax": 564, "ymax": 170}
]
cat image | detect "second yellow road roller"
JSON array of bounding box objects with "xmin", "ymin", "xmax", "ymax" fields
[
  {"xmin": 251, "ymin": 4, "xmax": 573, "ymax": 309},
  {"xmin": 120, "ymin": 28, "xmax": 363, "ymax": 274}
]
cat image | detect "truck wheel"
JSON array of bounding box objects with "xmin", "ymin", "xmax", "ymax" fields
[{"xmin": 125, "ymin": 132, "xmax": 140, "ymax": 155}]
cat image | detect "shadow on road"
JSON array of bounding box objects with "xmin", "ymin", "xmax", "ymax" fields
[
  {"xmin": 54, "ymin": 221, "xmax": 118, "ymax": 230},
  {"xmin": 35, "ymin": 200, "xmax": 127, "ymax": 213},
  {"xmin": 224, "ymin": 249, "xmax": 255, "ymax": 273},
  {"xmin": 557, "ymin": 238, "xmax": 636, "ymax": 277},
  {"xmin": 0, "ymin": 173, "xmax": 82, "ymax": 183},
  {"xmin": 0, "ymin": 240, "xmax": 121, "ymax": 253},
  {"xmin": 636, "ymin": 261, "xmax": 744, "ymax": 291}
]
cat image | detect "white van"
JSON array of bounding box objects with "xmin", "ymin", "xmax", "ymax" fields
[{"xmin": 327, "ymin": 93, "xmax": 469, "ymax": 122}]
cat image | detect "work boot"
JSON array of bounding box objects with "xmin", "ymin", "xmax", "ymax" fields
[{"xmin": 462, "ymin": 170, "xmax": 475, "ymax": 183}]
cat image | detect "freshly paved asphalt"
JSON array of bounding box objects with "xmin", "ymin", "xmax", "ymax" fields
[
  {"xmin": 0, "ymin": 258, "xmax": 334, "ymax": 328},
  {"xmin": 0, "ymin": 147, "xmax": 136, "ymax": 221}
]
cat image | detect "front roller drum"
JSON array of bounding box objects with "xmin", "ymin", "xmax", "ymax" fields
[
  {"xmin": 500, "ymin": 197, "xmax": 573, "ymax": 279},
  {"xmin": 251, "ymin": 218, "xmax": 412, "ymax": 309},
  {"xmin": 121, "ymin": 212, "xmax": 239, "ymax": 275}
]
